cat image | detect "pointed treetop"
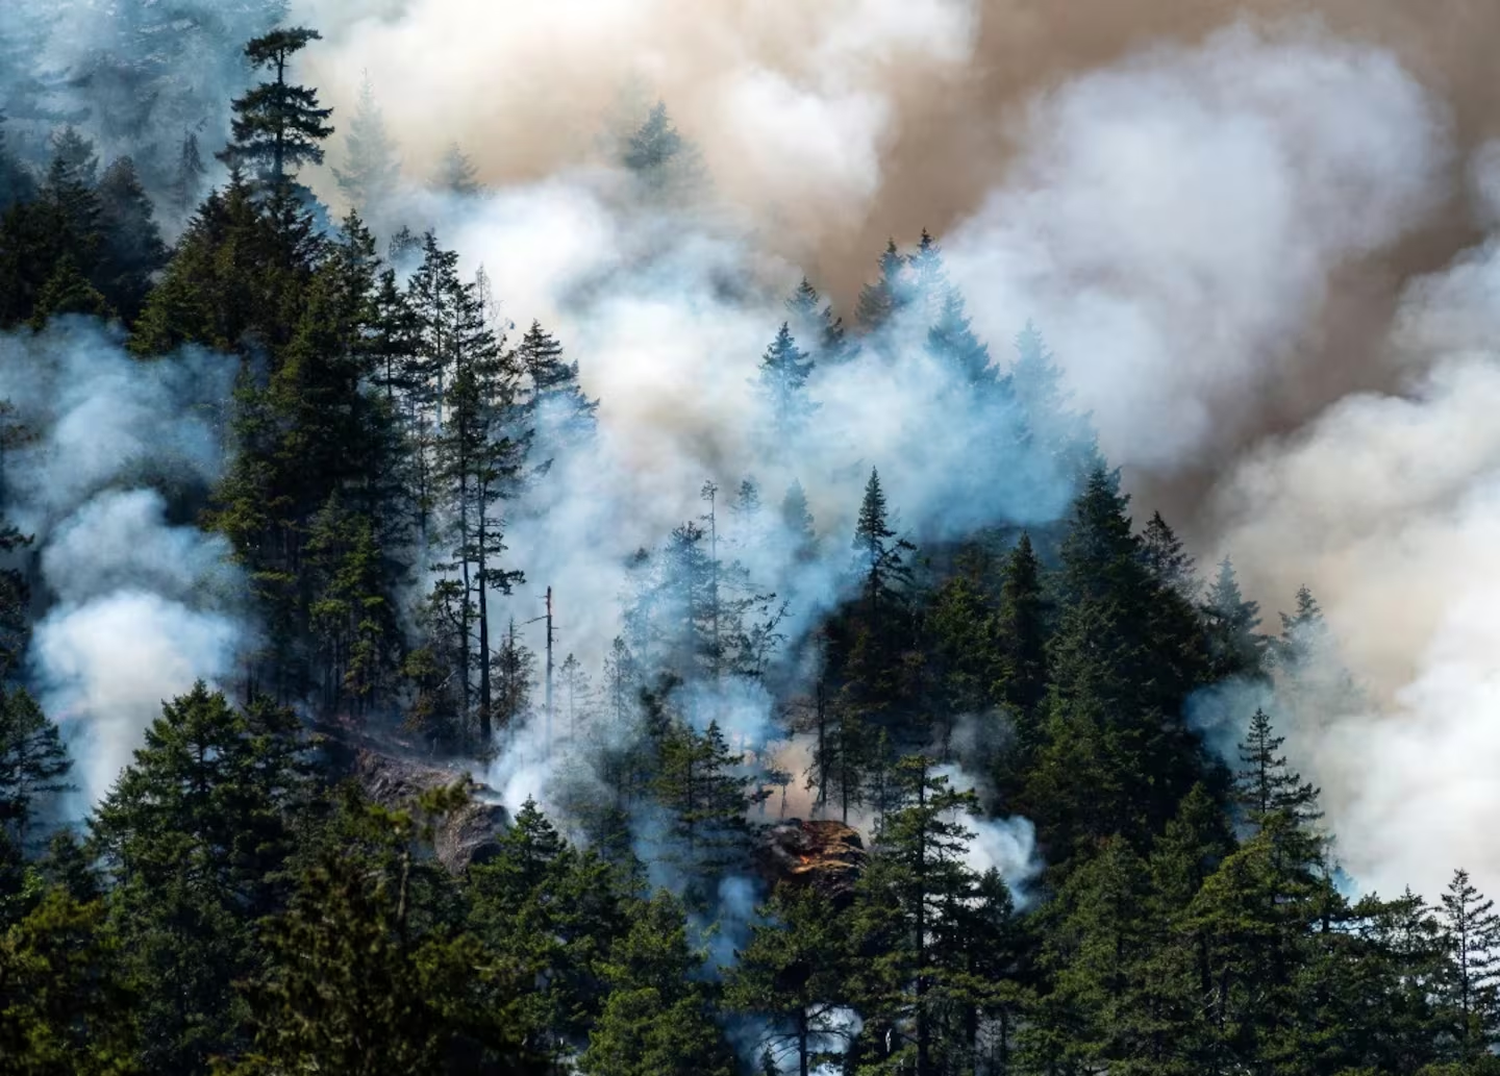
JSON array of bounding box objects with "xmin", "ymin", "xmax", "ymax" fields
[
  {"xmin": 855, "ymin": 238, "xmax": 911, "ymax": 333},
  {"xmin": 218, "ymin": 25, "xmax": 333, "ymax": 184},
  {"xmin": 435, "ymin": 141, "xmax": 479, "ymax": 196},
  {"xmin": 334, "ymin": 69, "xmax": 401, "ymax": 214},
  {"xmin": 1140, "ymin": 510, "xmax": 1196, "ymax": 597},
  {"xmin": 623, "ymin": 100, "xmax": 683, "ymax": 175},
  {"xmin": 1234, "ymin": 707, "xmax": 1321, "ymax": 829},
  {"xmin": 757, "ymin": 321, "xmax": 816, "ymax": 437}
]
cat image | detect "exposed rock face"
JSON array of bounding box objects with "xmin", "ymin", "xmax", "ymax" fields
[
  {"xmin": 757, "ymin": 818, "xmax": 866, "ymax": 900},
  {"xmin": 353, "ymin": 749, "xmax": 509, "ymax": 873}
]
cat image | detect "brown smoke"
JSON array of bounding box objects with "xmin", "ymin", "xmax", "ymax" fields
[
  {"xmin": 300, "ymin": 0, "xmax": 1500, "ymax": 534},
  {"xmin": 293, "ymin": 0, "xmax": 1500, "ymax": 900},
  {"xmin": 305, "ymin": 1, "xmax": 1500, "ymax": 275},
  {"xmin": 872, "ymin": 0, "xmax": 1500, "ymax": 533}
]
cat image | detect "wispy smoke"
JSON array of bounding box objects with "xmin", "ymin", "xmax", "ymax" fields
[{"xmin": 0, "ymin": 321, "xmax": 245, "ymax": 809}]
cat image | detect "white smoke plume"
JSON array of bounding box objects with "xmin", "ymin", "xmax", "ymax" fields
[
  {"xmin": 0, "ymin": 321, "xmax": 246, "ymax": 809},
  {"xmin": 8, "ymin": 0, "xmax": 1499, "ymax": 916},
  {"xmin": 944, "ymin": 21, "xmax": 1449, "ymax": 472},
  {"xmin": 1210, "ymin": 218, "xmax": 1500, "ymax": 900},
  {"xmin": 935, "ymin": 762, "xmax": 1041, "ymax": 905},
  {"xmin": 424, "ymin": 21, "xmax": 1473, "ymax": 908}
]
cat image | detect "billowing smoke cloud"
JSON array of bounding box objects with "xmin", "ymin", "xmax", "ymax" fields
[
  {"xmin": 944, "ymin": 23, "xmax": 1448, "ymax": 470},
  {"xmin": 423, "ymin": 19, "xmax": 1478, "ymax": 911},
  {"xmin": 0, "ymin": 321, "xmax": 246, "ymax": 808},
  {"xmin": 1208, "ymin": 184, "xmax": 1500, "ymax": 899},
  {"xmin": 8, "ymin": 0, "xmax": 1500, "ymax": 913},
  {"xmin": 296, "ymin": 0, "xmax": 980, "ymax": 257}
]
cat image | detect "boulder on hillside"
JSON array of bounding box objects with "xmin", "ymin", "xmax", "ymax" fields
[
  {"xmin": 353, "ymin": 748, "xmax": 509, "ymax": 873},
  {"xmin": 756, "ymin": 818, "xmax": 866, "ymax": 901}
]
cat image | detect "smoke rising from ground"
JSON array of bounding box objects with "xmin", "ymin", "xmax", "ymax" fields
[
  {"xmin": 944, "ymin": 23, "xmax": 1448, "ymax": 470},
  {"xmin": 1210, "ymin": 188, "xmax": 1500, "ymax": 899},
  {"xmin": 6, "ymin": 0, "xmax": 1500, "ymax": 910},
  {"xmin": 0, "ymin": 322, "xmax": 245, "ymax": 809},
  {"xmin": 396, "ymin": 14, "xmax": 1500, "ymax": 909}
]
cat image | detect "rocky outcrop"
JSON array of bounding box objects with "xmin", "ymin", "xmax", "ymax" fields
[
  {"xmin": 352, "ymin": 749, "xmax": 509, "ymax": 873},
  {"xmin": 757, "ymin": 818, "xmax": 866, "ymax": 900}
]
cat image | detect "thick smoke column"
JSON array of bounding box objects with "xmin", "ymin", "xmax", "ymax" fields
[
  {"xmin": 296, "ymin": 0, "xmax": 980, "ymax": 262},
  {"xmin": 1208, "ymin": 178, "xmax": 1500, "ymax": 900},
  {"xmin": 395, "ymin": 16, "xmax": 1500, "ymax": 915},
  {"xmin": 0, "ymin": 321, "xmax": 245, "ymax": 809},
  {"xmin": 5, "ymin": 0, "xmax": 1498, "ymax": 911},
  {"xmin": 943, "ymin": 23, "xmax": 1448, "ymax": 470}
]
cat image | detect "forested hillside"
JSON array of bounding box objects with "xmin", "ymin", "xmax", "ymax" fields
[{"xmin": 2, "ymin": 8, "xmax": 1500, "ymax": 1076}]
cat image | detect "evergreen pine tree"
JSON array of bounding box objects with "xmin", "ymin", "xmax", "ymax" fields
[
  {"xmin": 40, "ymin": 146, "xmax": 102, "ymax": 273},
  {"xmin": 218, "ymin": 27, "xmax": 334, "ymax": 186},
  {"xmin": 652, "ymin": 718, "xmax": 754, "ymax": 910},
  {"xmin": 48, "ymin": 127, "xmax": 97, "ymax": 188},
  {"xmin": 228, "ymin": 785, "xmax": 530, "ymax": 1075},
  {"xmin": 430, "ymin": 269, "xmax": 526, "ymax": 743},
  {"xmin": 170, "ymin": 130, "xmax": 207, "ymax": 217},
  {"xmin": 0, "ymin": 888, "xmax": 139, "ymax": 1071},
  {"xmin": 852, "ymin": 468, "xmax": 914, "ymax": 641},
  {"xmin": 93, "ymin": 156, "xmax": 169, "ymax": 321},
  {"xmin": 581, "ymin": 891, "xmax": 736, "ymax": 1076},
  {"xmin": 1203, "ymin": 556, "xmax": 1266, "ymax": 681},
  {"xmin": 757, "ymin": 322, "xmax": 817, "ymax": 439},
  {"xmin": 785, "ymin": 276, "xmax": 854, "ymax": 365},
  {"xmin": 334, "ymin": 71, "xmax": 401, "ymax": 219},
  {"xmin": 619, "ymin": 101, "xmax": 704, "ymax": 201},
  {"xmin": 726, "ymin": 884, "xmax": 855, "ymax": 1076},
  {"xmin": 90, "ymin": 684, "xmax": 309, "ymax": 1072},
  {"xmin": 1011, "ymin": 321, "xmax": 1098, "ymax": 483},
  {"xmin": 780, "ymin": 480, "xmax": 817, "ymax": 563},
  {"xmin": 1234, "ymin": 708, "xmax": 1321, "ymax": 831},
  {"xmin": 434, "ymin": 142, "xmax": 480, "ymax": 196},
  {"xmin": 1438, "ymin": 868, "xmax": 1500, "ymax": 1061},
  {"xmin": 996, "ymin": 532, "xmax": 1049, "ymax": 718},
  {"xmin": 852, "ymin": 755, "xmax": 983, "ymax": 1076},
  {"xmin": 1273, "ymin": 584, "xmax": 1334, "ymax": 675},
  {"xmin": 518, "ymin": 319, "xmax": 598, "ymax": 450},
  {"xmin": 855, "ymin": 239, "xmax": 909, "ymax": 334},
  {"xmin": 1139, "ymin": 510, "xmax": 1196, "ymax": 598},
  {"xmin": 0, "ymin": 688, "xmax": 72, "ymax": 850}
]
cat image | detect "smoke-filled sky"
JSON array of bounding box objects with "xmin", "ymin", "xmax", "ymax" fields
[
  {"xmin": 278, "ymin": 0, "xmax": 1500, "ymax": 902},
  {"xmin": 7, "ymin": 0, "xmax": 1500, "ymax": 905}
]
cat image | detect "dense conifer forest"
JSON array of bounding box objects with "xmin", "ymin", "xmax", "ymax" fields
[{"xmin": 3, "ymin": 5, "xmax": 1500, "ymax": 1076}]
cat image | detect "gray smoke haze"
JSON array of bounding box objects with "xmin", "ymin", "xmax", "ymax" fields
[
  {"xmin": 0, "ymin": 322, "xmax": 245, "ymax": 810},
  {"xmin": 374, "ymin": 14, "xmax": 1500, "ymax": 909},
  {"xmin": 1208, "ymin": 183, "xmax": 1500, "ymax": 900},
  {"xmin": 8, "ymin": 0, "xmax": 1500, "ymax": 910}
]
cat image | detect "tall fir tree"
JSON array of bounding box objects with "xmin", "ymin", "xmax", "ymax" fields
[
  {"xmin": 581, "ymin": 891, "xmax": 736, "ymax": 1076},
  {"xmin": 93, "ymin": 156, "xmax": 169, "ymax": 322},
  {"xmin": 169, "ymin": 130, "xmax": 207, "ymax": 218},
  {"xmin": 1438, "ymin": 868, "xmax": 1500, "ymax": 1063},
  {"xmin": 855, "ymin": 239, "xmax": 909, "ymax": 334},
  {"xmin": 218, "ymin": 27, "xmax": 334, "ymax": 186},
  {"xmin": 334, "ymin": 71, "xmax": 401, "ymax": 220},
  {"xmin": 785, "ymin": 276, "xmax": 854, "ymax": 366},
  {"xmin": 434, "ymin": 142, "xmax": 480, "ymax": 197},
  {"xmin": 0, "ymin": 687, "xmax": 72, "ymax": 850},
  {"xmin": 757, "ymin": 322, "xmax": 817, "ymax": 439},
  {"xmin": 1203, "ymin": 556, "xmax": 1266, "ymax": 681},
  {"xmin": 851, "ymin": 755, "xmax": 984, "ymax": 1076}
]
